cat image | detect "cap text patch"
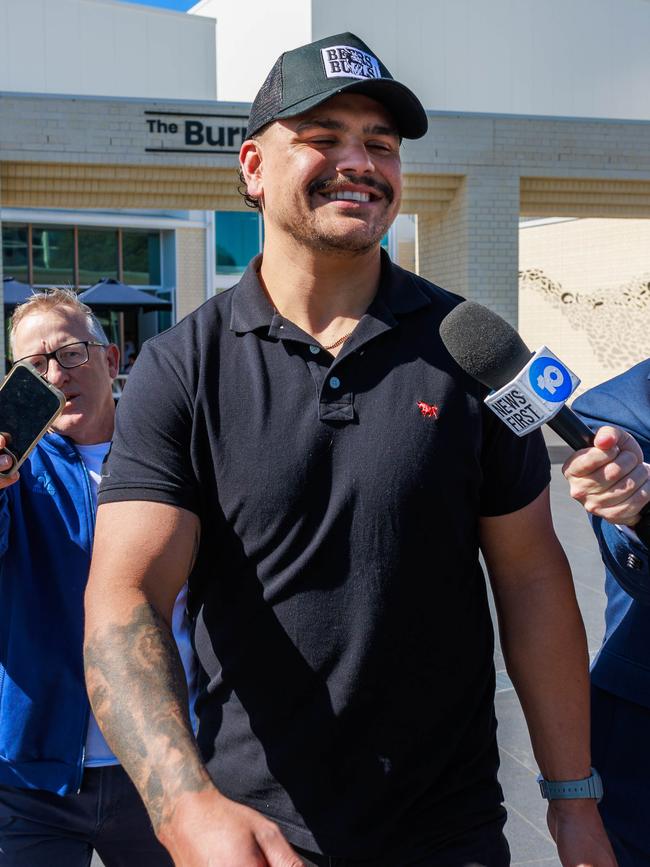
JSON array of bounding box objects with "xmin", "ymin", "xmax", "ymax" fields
[{"xmin": 321, "ymin": 45, "xmax": 381, "ymax": 80}]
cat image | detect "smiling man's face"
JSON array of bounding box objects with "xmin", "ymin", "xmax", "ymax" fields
[
  {"xmin": 12, "ymin": 307, "xmax": 119, "ymax": 445},
  {"xmin": 241, "ymin": 92, "xmax": 402, "ymax": 256}
]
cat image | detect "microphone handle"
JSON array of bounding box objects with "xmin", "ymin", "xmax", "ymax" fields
[
  {"xmin": 547, "ymin": 406, "xmax": 594, "ymax": 450},
  {"xmin": 547, "ymin": 406, "xmax": 650, "ymax": 548}
]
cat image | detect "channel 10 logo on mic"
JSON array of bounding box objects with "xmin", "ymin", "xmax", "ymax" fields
[{"xmin": 529, "ymin": 355, "xmax": 574, "ymax": 403}]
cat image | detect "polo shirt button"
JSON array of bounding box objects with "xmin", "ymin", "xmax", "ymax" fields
[
  {"xmin": 309, "ymin": 345, "xmax": 320, "ymax": 354},
  {"xmin": 329, "ymin": 376, "xmax": 341, "ymax": 389}
]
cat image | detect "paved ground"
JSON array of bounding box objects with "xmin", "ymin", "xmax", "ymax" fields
[{"xmin": 93, "ymin": 433, "xmax": 606, "ymax": 866}]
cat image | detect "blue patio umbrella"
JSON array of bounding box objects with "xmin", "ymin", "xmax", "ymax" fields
[
  {"xmin": 3, "ymin": 276, "xmax": 35, "ymax": 306},
  {"xmin": 78, "ymin": 278, "xmax": 171, "ymax": 311}
]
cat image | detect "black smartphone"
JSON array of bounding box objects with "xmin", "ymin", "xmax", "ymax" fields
[{"xmin": 0, "ymin": 361, "xmax": 65, "ymax": 476}]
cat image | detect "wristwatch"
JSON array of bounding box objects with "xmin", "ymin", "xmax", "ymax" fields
[{"xmin": 537, "ymin": 767, "xmax": 603, "ymax": 802}]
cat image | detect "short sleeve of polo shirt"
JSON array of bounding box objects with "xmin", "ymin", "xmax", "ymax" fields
[
  {"xmin": 99, "ymin": 333, "xmax": 199, "ymax": 514},
  {"xmin": 476, "ymin": 398, "xmax": 551, "ymax": 517}
]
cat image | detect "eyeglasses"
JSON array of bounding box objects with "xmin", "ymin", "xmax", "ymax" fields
[{"xmin": 13, "ymin": 341, "xmax": 107, "ymax": 376}]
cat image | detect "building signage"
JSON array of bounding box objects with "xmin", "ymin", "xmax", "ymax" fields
[{"xmin": 145, "ymin": 111, "xmax": 249, "ymax": 154}]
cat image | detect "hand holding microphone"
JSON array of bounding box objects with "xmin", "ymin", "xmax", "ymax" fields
[
  {"xmin": 439, "ymin": 300, "xmax": 650, "ymax": 547},
  {"xmin": 561, "ymin": 424, "xmax": 650, "ymax": 532}
]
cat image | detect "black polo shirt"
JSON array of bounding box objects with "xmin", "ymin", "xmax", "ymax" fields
[{"xmin": 100, "ymin": 252, "xmax": 550, "ymax": 861}]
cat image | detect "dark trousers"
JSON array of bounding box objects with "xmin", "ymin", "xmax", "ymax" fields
[
  {"xmin": 294, "ymin": 816, "xmax": 510, "ymax": 867},
  {"xmin": 0, "ymin": 765, "xmax": 172, "ymax": 867},
  {"xmin": 592, "ymin": 684, "xmax": 650, "ymax": 866}
]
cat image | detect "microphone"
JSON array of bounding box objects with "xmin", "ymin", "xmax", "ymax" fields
[
  {"xmin": 439, "ymin": 300, "xmax": 650, "ymax": 546},
  {"xmin": 439, "ymin": 300, "xmax": 592, "ymax": 449}
]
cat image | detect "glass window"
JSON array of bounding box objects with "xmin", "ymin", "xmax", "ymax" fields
[
  {"xmin": 78, "ymin": 228, "xmax": 118, "ymax": 286},
  {"xmin": 123, "ymin": 230, "xmax": 161, "ymax": 286},
  {"xmin": 32, "ymin": 227, "xmax": 74, "ymax": 286},
  {"xmin": 155, "ymin": 289, "xmax": 172, "ymax": 333},
  {"xmin": 2, "ymin": 225, "xmax": 29, "ymax": 284},
  {"xmin": 215, "ymin": 211, "xmax": 261, "ymax": 274}
]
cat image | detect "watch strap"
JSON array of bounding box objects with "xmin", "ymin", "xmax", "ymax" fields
[{"xmin": 537, "ymin": 767, "xmax": 603, "ymax": 802}]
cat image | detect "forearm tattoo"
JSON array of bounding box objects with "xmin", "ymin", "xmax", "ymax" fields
[{"xmin": 84, "ymin": 600, "xmax": 210, "ymax": 830}]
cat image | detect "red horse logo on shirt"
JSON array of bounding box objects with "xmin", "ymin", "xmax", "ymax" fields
[{"xmin": 417, "ymin": 401, "xmax": 439, "ymax": 419}]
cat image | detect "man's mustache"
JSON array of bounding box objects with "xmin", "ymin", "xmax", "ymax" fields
[{"xmin": 309, "ymin": 175, "xmax": 394, "ymax": 203}]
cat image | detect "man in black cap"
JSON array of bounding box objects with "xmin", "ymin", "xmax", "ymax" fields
[{"xmin": 84, "ymin": 33, "xmax": 615, "ymax": 867}]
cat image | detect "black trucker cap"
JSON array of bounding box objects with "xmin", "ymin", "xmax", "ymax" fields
[{"xmin": 246, "ymin": 32, "xmax": 428, "ymax": 140}]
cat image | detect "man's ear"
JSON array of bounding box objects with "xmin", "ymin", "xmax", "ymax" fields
[
  {"xmin": 239, "ymin": 139, "xmax": 264, "ymax": 201},
  {"xmin": 106, "ymin": 344, "xmax": 120, "ymax": 379}
]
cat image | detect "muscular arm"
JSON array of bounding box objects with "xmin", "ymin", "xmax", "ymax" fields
[
  {"xmin": 480, "ymin": 488, "xmax": 616, "ymax": 866},
  {"xmin": 84, "ymin": 501, "xmax": 208, "ymax": 829},
  {"xmin": 84, "ymin": 501, "xmax": 302, "ymax": 867}
]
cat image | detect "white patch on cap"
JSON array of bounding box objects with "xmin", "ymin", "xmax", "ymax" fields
[{"xmin": 320, "ymin": 45, "xmax": 381, "ymax": 80}]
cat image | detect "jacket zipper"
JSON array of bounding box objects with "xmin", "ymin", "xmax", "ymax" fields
[{"xmin": 74, "ymin": 447, "xmax": 96, "ymax": 795}]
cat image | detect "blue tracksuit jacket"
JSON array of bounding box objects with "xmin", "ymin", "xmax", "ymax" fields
[{"xmin": 0, "ymin": 432, "xmax": 95, "ymax": 795}]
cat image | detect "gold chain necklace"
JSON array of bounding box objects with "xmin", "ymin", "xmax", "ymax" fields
[{"xmin": 322, "ymin": 331, "xmax": 354, "ymax": 351}]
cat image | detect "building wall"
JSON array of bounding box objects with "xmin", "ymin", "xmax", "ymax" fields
[
  {"xmin": 417, "ymin": 169, "xmax": 521, "ymax": 322},
  {"xmin": 189, "ymin": 0, "xmax": 650, "ymax": 121},
  {"xmin": 0, "ymin": 93, "xmax": 246, "ymax": 204},
  {"xmin": 190, "ymin": 0, "xmax": 311, "ymax": 102},
  {"xmin": 519, "ymin": 218, "xmax": 650, "ymax": 394},
  {"xmin": 175, "ymin": 228, "xmax": 207, "ymax": 319},
  {"xmin": 3, "ymin": 91, "xmax": 650, "ymax": 333},
  {"xmin": 418, "ymin": 183, "xmax": 468, "ymax": 294},
  {"xmin": 0, "ymin": 0, "xmax": 216, "ymax": 100},
  {"xmin": 315, "ymin": 0, "xmax": 650, "ymax": 120}
]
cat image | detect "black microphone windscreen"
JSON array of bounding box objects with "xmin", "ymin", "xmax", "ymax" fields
[{"xmin": 439, "ymin": 301, "xmax": 532, "ymax": 390}]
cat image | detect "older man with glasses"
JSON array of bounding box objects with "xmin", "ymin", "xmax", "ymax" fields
[{"xmin": 0, "ymin": 289, "xmax": 193, "ymax": 867}]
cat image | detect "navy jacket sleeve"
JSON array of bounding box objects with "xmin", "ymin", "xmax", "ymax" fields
[
  {"xmin": 591, "ymin": 516, "xmax": 650, "ymax": 603},
  {"xmin": 572, "ymin": 360, "xmax": 650, "ymax": 602},
  {"xmin": 0, "ymin": 490, "xmax": 9, "ymax": 560}
]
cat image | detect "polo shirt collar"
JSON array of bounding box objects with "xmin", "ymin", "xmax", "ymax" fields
[
  {"xmin": 371, "ymin": 248, "xmax": 433, "ymax": 318},
  {"xmin": 229, "ymin": 249, "xmax": 432, "ymax": 336},
  {"xmin": 229, "ymin": 255, "xmax": 274, "ymax": 333}
]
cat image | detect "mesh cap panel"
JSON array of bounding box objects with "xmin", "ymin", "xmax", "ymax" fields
[{"xmin": 246, "ymin": 56, "xmax": 285, "ymax": 139}]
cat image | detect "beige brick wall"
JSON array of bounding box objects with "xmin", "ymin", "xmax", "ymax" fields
[
  {"xmin": 417, "ymin": 180, "xmax": 468, "ymax": 295},
  {"xmin": 175, "ymin": 229, "xmax": 207, "ymax": 320},
  {"xmin": 418, "ymin": 169, "xmax": 520, "ymax": 325},
  {"xmin": 519, "ymin": 218, "xmax": 650, "ymax": 394},
  {"xmin": 521, "ymin": 178, "xmax": 650, "ymax": 219},
  {"xmin": 0, "ymin": 162, "xmax": 240, "ymax": 210}
]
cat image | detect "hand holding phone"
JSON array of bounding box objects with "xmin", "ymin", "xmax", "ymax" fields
[
  {"xmin": 0, "ymin": 362, "xmax": 65, "ymax": 478},
  {"xmin": 0, "ymin": 435, "xmax": 17, "ymax": 480}
]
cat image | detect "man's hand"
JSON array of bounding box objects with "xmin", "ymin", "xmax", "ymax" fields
[
  {"xmin": 547, "ymin": 801, "xmax": 617, "ymax": 867},
  {"xmin": 0, "ymin": 434, "xmax": 19, "ymax": 488},
  {"xmin": 158, "ymin": 788, "xmax": 304, "ymax": 867},
  {"xmin": 563, "ymin": 425, "xmax": 650, "ymax": 526}
]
